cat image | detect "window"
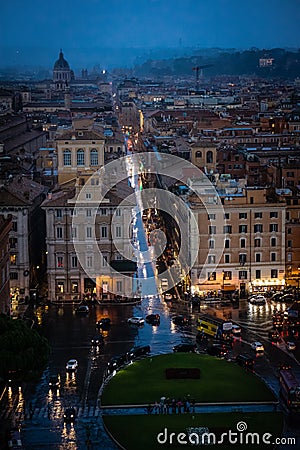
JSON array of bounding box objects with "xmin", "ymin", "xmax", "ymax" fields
[
  {"xmin": 239, "ymin": 254, "xmax": 247, "ymax": 265},
  {"xmin": 269, "ymin": 224, "xmax": 278, "ymax": 232},
  {"xmin": 71, "ymin": 256, "xmax": 78, "ymax": 268},
  {"xmin": 71, "ymin": 282, "xmax": 78, "ymax": 293},
  {"xmin": 57, "ymin": 256, "xmax": 64, "ymax": 268},
  {"xmin": 206, "ymin": 150, "xmax": 213, "ymax": 164},
  {"xmin": 208, "ymin": 255, "xmax": 216, "ymax": 264},
  {"xmin": 223, "ymin": 271, "xmax": 232, "ymax": 280},
  {"xmin": 270, "ymin": 211, "xmax": 278, "ymax": 218},
  {"xmin": 86, "ymin": 209, "xmax": 92, "ymax": 217},
  {"xmin": 250, "ymin": 197, "xmax": 254, "ymax": 204},
  {"xmin": 239, "ymin": 212, "xmax": 247, "ymax": 219},
  {"xmin": 12, "ymin": 221, "xmax": 18, "ymax": 232},
  {"xmin": 271, "ymin": 269, "xmax": 278, "ymax": 278},
  {"xmin": 209, "ymin": 225, "xmax": 216, "ymax": 235},
  {"xmin": 71, "ymin": 227, "xmax": 77, "ymax": 239},
  {"xmin": 116, "ymin": 208, "xmax": 121, "ymax": 217},
  {"xmin": 255, "ymin": 253, "xmax": 261, "ymax": 262},
  {"xmin": 115, "ymin": 226, "xmax": 122, "ymax": 238},
  {"xmin": 254, "ymin": 224, "xmax": 263, "ymax": 233},
  {"xmin": 239, "ymin": 271, "xmax": 247, "ymax": 280},
  {"xmin": 239, "ymin": 225, "xmax": 247, "ymax": 233},
  {"xmin": 90, "ymin": 148, "xmax": 98, "ymax": 166},
  {"xmin": 208, "ymin": 213, "xmax": 216, "ymax": 220},
  {"xmin": 287, "ymin": 228, "xmax": 292, "ymax": 234},
  {"xmin": 271, "ymin": 237, "xmax": 276, "ymax": 247},
  {"xmin": 254, "ymin": 238, "xmax": 261, "ymax": 247},
  {"xmin": 116, "ymin": 280, "xmax": 123, "ymax": 292},
  {"xmin": 86, "ymin": 193, "xmax": 92, "ymax": 199},
  {"xmin": 100, "ymin": 208, "xmax": 107, "ymax": 216},
  {"xmin": 240, "ymin": 238, "xmax": 246, "ymax": 248},
  {"xmin": 287, "ymin": 240, "xmax": 292, "ymax": 248},
  {"xmin": 56, "ymin": 281, "xmax": 64, "ymax": 293},
  {"xmin": 63, "ymin": 149, "xmax": 71, "ymax": 166},
  {"xmin": 101, "ymin": 226, "xmax": 108, "ymax": 238},
  {"xmin": 209, "ymin": 239, "xmax": 215, "ymax": 249},
  {"xmin": 77, "ymin": 148, "xmax": 85, "ymax": 166},
  {"xmin": 255, "ymin": 212, "xmax": 262, "ymax": 219},
  {"xmin": 287, "ymin": 252, "xmax": 292, "ymax": 262},
  {"xmin": 207, "ymin": 272, "xmax": 216, "ymax": 281},
  {"xmin": 87, "ymin": 256, "xmax": 93, "ymax": 268},
  {"xmin": 287, "ymin": 171, "xmax": 294, "ymax": 177},
  {"xmin": 224, "ymin": 225, "xmax": 232, "ymax": 234},
  {"xmin": 224, "ymin": 213, "xmax": 230, "ymax": 220},
  {"xmin": 224, "ymin": 254, "xmax": 230, "ymax": 263},
  {"xmin": 271, "ymin": 252, "xmax": 276, "ymax": 262},
  {"xmin": 56, "ymin": 227, "xmax": 63, "ymax": 239},
  {"xmin": 102, "ymin": 255, "xmax": 108, "ymax": 267},
  {"xmin": 10, "ymin": 272, "xmax": 18, "ymax": 280},
  {"xmin": 86, "ymin": 226, "xmax": 92, "ymax": 238},
  {"xmin": 195, "ymin": 150, "xmax": 202, "ymax": 158},
  {"xmin": 224, "ymin": 239, "xmax": 230, "ymax": 249},
  {"xmin": 256, "ymin": 270, "xmax": 261, "ymax": 279},
  {"xmin": 56, "ymin": 209, "xmax": 62, "ymax": 218},
  {"xmin": 9, "ymin": 237, "xmax": 17, "ymax": 249},
  {"xmin": 10, "ymin": 254, "xmax": 17, "ymax": 265}
]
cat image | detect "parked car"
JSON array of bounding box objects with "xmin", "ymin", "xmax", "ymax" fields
[
  {"xmin": 63, "ymin": 407, "xmax": 76, "ymax": 423},
  {"xmin": 91, "ymin": 335, "xmax": 104, "ymax": 346},
  {"xmin": 66, "ymin": 359, "xmax": 78, "ymax": 371},
  {"xmin": 127, "ymin": 345, "xmax": 151, "ymax": 360},
  {"xmin": 236, "ymin": 354, "xmax": 254, "ymax": 371},
  {"xmin": 127, "ymin": 316, "xmax": 144, "ymax": 325},
  {"xmin": 173, "ymin": 343, "xmax": 197, "ymax": 353},
  {"xmin": 172, "ymin": 315, "xmax": 189, "ymax": 326},
  {"xmin": 250, "ymin": 342, "xmax": 264, "ymax": 353},
  {"xmin": 280, "ymin": 294, "xmax": 294, "ymax": 303},
  {"xmin": 286, "ymin": 340, "xmax": 296, "ymax": 351},
  {"xmin": 146, "ymin": 314, "xmax": 160, "ymax": 325},
  {"xmin": 96, "ymin": 317, "xmax": 111, "ymax": 329},
  {"xmin": 207, "ymin": 344, "xmax": 228, "ymax": 358},
  {"xmin": 249, "ymin": 295, "xmax": 266, "ymax": 305},
  {"xmin": 6, "ymin": 428, "xmax": 23, "ymax": 449},
  {"xmin": 107, "ymin": 354, "xmax": 128, "ymax": 373},
  {"xmin": 49, "ymin": 373, "xmax": 61, "ymax": 388},
  {"xmin": 268, "ymin": 331, "xmax": 280, "ymax": 343},
  {"xmin": 75, "ymin": 305, "xmax": 89, "ymax": 314},
  {"xmin": 231, "ymin": 324, "xmax": 241, "ymax": 336}
]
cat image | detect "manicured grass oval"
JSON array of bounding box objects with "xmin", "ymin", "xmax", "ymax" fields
[{"xmin": 101, "ymin": 353, "xmax": 275, "ymax": 406}]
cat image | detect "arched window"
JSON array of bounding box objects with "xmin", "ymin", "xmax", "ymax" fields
[
  {"xmin": 90, "ymin": 148, "xmax": 98, "ymax": 166},
  {"xmin": 195, "ymin": 150, "xmax": 202, "ymax": 158},
  {"xmin": 77, "ymin": 149, "xmax": 85, "ymax": 166},
  {"xmin": 63, "ymin": 149, "xmax": 71, "ymax": 166},
  {"xmin": 206, "ymin": 150, "xmax": 213, "ymax": 164}
]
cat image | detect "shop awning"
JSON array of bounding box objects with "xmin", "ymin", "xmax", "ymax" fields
[{"xmin": 222, "ymin": 285, "xmax": 236, "ymax": 291}]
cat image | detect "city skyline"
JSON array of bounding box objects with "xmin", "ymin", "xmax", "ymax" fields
[{"xmin": 1, "ymin": 0, "xmax": 300, "ymax": 68}]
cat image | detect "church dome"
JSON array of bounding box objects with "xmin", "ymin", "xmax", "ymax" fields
[{"xmin": 54, "ymin": 49, "xmax": 70, "ymax": 70}]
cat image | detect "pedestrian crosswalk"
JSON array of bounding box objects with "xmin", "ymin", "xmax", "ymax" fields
[{"xmin": 0, "ymin": 404, "xmax": 102, "ymax": 421}]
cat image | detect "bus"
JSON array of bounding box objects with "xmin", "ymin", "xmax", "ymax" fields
[
  {"xmin": 197, "ymin": 315, "xmax": 233, "ymax": 340},
  {"xmin": 279, "ymin": 367, "xmax": 300, "ymax": 411}
]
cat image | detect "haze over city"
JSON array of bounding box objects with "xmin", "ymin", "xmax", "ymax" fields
[{"xmin": 1, "ymin": 0, "xmax": 300, "ymax": 68}]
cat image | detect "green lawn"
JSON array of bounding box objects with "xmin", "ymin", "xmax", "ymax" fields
[
  {"xmin": 103, "ymin": 412, "xmax": 283, "ymax": 450},
  {"xmin": 101, "ymin": 354, "xmax": 275, "ymax": 405}
]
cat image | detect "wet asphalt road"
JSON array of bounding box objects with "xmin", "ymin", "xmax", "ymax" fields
[{"xmin": 1, "ymin": 296, "xmax": 300, "ymax": 449}]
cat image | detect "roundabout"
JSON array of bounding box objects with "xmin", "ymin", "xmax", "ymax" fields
[{"xmin": 101, "ymin": 353, "xmax": 283, "ymax": 450}]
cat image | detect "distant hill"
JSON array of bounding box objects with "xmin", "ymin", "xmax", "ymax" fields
[{"xmin": 132, "ymin": 48, "xmax": 300, "ymax": 79}]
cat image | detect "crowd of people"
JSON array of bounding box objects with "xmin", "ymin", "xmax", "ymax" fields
[{"xmin": 146, "ymin": 395, "xmax": 195, "ymax": 414}]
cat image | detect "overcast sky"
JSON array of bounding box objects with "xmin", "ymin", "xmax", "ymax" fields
[{"xmin": 1, "ymin": 0, "xmax": 300, "ymax": 66}]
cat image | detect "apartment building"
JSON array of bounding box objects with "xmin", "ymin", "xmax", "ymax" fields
[
  {"xmin": 0, "ymin": 215, "xmax": 12, "ymax": 314},
  {"xmin": 56, "ymin": 129, "xmax": 105, "ymax": 185},
  {"xmin": 190, "ymin": 186, "xmax": 286, "ymax": 297},
  {"xmin": 42, "ymin": 179, "xmax": 136, "ymax": 302}
]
